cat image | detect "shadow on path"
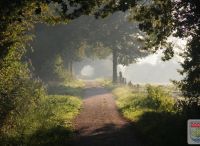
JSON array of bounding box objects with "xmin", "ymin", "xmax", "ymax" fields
[
  {"xmin": 67, "ymin": 82, "xmax": 142, "ymax": 146},
  {"xmin": 67, "ymin": 123, "xmax": 141, "ymax": 146}
]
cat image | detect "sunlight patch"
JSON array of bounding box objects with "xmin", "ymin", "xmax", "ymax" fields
[{"xmin": 81, "ymin": 65, "xmax": 94, "ymax": 77}]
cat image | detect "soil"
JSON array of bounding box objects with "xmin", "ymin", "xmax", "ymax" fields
[{"xmin": 68, "ymin": 81, "xmax": 142, "ymax": 146}]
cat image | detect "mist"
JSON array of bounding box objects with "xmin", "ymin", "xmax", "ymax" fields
[
  {"xmin": 29, "ymin": 11, "xmax": 183, "ymax": 84},
  {"xmin": 74, "ymin": 55, "xmax": 182, "ymax": 84}
]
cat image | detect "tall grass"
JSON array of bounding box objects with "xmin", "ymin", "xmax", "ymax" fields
[
  {"xmin": 97, "ymin": 79, "xmax": 120, "ymax": 90},
  {"xmin": 47, "ymin": 80, "xmax": 85, "ymax": 97},
  {"xmin": 113, "ymin": 85, "xmax": 188, "ymax": 146},
  {"xmin": 1, "ymin": 81, "xmax": 83, "ymax": 146}
]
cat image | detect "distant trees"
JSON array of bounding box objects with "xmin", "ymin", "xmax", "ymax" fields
[
  {"xmin": 28, "ymin": 23, "xmax": 112, "ymax": 83},
  {"xmin": 27, "ymin": 25, "xmax": 81, "ymax": 83},
  {"xmin": 28, "ymin": 13, "xmax": 146, "ymax": 84}
]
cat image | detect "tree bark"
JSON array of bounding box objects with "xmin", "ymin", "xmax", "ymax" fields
[
  {"xmin": 113, "ymin": 48, "xmax": 118, "ymax": 83},
  {"xmin": 69, "ymin": 61, "xmax": 73, "ymax": 76}
]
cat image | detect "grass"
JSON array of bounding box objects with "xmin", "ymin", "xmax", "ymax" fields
[
  {"xmin": 47, "ymin": 80, "xmax": 85, "ymax": 97},
  {"xmin": 112, "ymin": 85, "xmax": 188, "ymax": 146},
  {"xmin": 1, "ymin": 80, "xmax": 84, "ymax": 146},
  {"xmin": 27, "ymin": 95, "xmax": 82, "ymax": 146},
  {"xmin": 96, "ymin": 79, "xmax": 117, "ymax": 90},
  {"xmin": 113, "ymin": 86, "xmax": 148, "ymax": 120}
]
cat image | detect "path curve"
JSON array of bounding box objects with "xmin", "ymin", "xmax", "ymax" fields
[{"xmin": 69, "ymin": 81, "xmax": 141, "ymax": 146}]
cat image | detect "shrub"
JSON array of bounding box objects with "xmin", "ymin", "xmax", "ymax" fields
[
  {"xmin": 114, "ymin": 85, "xmax": 175, "ymax": 121},
  {"xmin": 0, "ymin": 75, "xmax": 82, "ymax": 146},
  {"xmin": 0, "ymin": 78, "xmax": 46, "ymax": 145},
  {"xmin": 113, "ymin": 85, "xmax": 183, "ymax": 146},
  {"xmin": 0, "ymin": 94, "xmax": 81, "ymax": 146},
  {"xmin": 146, "ymin": 85, "xmax": 175, "ymax": 112}
]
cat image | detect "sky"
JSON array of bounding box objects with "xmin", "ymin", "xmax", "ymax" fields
[{"xmin": 120, "ymin": 51, "xmax": 183, "ymax": 84}]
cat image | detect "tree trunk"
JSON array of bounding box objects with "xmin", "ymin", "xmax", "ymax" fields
[
  {"xmin": 112, "ymin": 48, "xmax": 118, "ymax": 83},
  {"xmin": 69, "ymin": 61, "xmax": 73, "ymax": 76}
]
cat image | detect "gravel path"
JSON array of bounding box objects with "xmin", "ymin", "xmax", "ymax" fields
[{"xmin": 68, "ymin": 81, "xmax": 142, "ymax": 146}]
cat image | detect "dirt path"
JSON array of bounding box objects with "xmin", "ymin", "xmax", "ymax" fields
[{"xmin": 68, "ymin": 81, "xmax": 142, "ymax": 146}]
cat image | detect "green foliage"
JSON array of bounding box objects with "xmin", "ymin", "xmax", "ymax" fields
[
  {"xmin": 146, "ymin": 85, "xmax": 174, "ymax": 112},
  {"xmin": 130, "ymin": 0, "xmax": 200, "ymax": 109},
  {"xmin": 0, "ymin": 61, "xmax": 45, "ymax": 129},
  {"xmin": 130, "ymin": 0, "xmax": 173, "ymax": 55},
  {"xmin": 0, "ymin": 2, "xmax": 128, "ymax": 145},
  {"xmin": 174, "ymin": 35, "xmax": 200, "ymax": 105},
  {"xmin": 28, "ymin": 25, "xmax": 88, "ymax": 83},
  {"xmin": 113, "ymin": 85, "xmax": 188, "ymax": 146},
  {"xmin": 37, "ymin": 54, "xmax": 72, "ymax": 83},
  {"xmin": 1, "ymin": 90, "xmax": 82, "ymax": 146},
  {"xmin": 47, "ymin": 80, "xmax": 85, "ymax": 97},
  {"xmin": 84, "ymin": 12, "xmax": 148, "ymax": 82},
  {"xmin": 0, "ymin": 1, "xmax": 66, "ymax": 142},
  {"xmin": 0, "ymin": 0, "xmax": 135, "ymax": 61},
  {"xmin": 113, "ymin": 86, "xmax": 148, "ymax": 120},
  {"xmin": 1, "ymin": 0, "xmax": 199, "ymax": 145},
  {"xmin": 172, "ymin": 1, "xmax": 200, "ymax": 107},
  {"xmin": 0, "ymin": 1, "xmax": 137, "ymax": 145},
  {"xmin": 113, "ymin": 85, "xmax": 175, "ymax": 120},
  {"xmin": 97, "ymin": 79, "xmax": 116, "ymax": 90}
]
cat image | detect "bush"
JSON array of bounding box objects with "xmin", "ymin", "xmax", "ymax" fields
[
  {"xmin": 27, "ymin": 95, "xmax": 81, "ymax": 146},
  {"xmin": 0, "ymin": 78, "xmax": 46, "ymax": 145},
  {"xmin": 113, "ymin": 85, "xmax": 187, "ymax": 146},
  {"xmin": 0, "ymin": 55, "xmax": 84, "ymax": 145},
  {"xmin": 0, "ymin": 60, "xmax": 83, "ymax": 146},
  {"xmin": 0, "ymin": 94, "xmax": 81, "ymax": 146},
  {"xmin": 146, "ymin": 85, "xmax": 175, "ymax": 112},
  {"xmin": 113, "ymin": 85, "xmax": 175, "ymax": 120}
]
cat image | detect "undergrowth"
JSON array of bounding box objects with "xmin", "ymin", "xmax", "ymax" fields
[
  {"xmin": 0, "ymin": 81, "xmax": 83, "ymax": 146},
  {"xmin": 113, "ymin": 85, "xmax": 188, "ymax": 146}
]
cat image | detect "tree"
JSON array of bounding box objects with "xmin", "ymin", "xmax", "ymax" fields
[
  {"xmin": 0, "ymin": 0, "xmax": 138, "ymax": 58},
  {"xmin": 130, "ymin": 0, "xmax": 200, "ymax": 108},
  {"xmin": 0, "ymin": 0, "xmax": 129, "ymax": 135},
  {"xmin": 28, "ymin": 22, "xmax": 112, "ymax": 83},
  {"xmin": 26, "ymin": 24, "xmax": 83, "ymax": 83},
  {"xmin": 83, "ymin": 12, "xmax": 146, "ymax": 83},
  {"xmin": 172, "ymin": 1, "xmax": 200, "ymax": 111},
  {"xmin": 29, "ymin": 12, "xmax": 146, "ymax": 84}
]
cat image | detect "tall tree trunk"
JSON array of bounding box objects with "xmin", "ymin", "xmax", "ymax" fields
[
  {"xmin": 113, "ymin": 48, "xmax": 118, "ymax": 83},
  {"xmin": 69, "ymin": 61, "xmax": 73, "ymax": 76}
]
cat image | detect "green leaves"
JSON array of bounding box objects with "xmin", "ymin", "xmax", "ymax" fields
[
  {"xmin": 130, "ymin": 0, "xmax": 173, "ymax": 55},
  {"xmin": 129, "ymin": 0, "xmax": 200, "ymax": 104},
  {"xmin": 146, "ymin": 85, "xmax": 174, "ymax": 112}
]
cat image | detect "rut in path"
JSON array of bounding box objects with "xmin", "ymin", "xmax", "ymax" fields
[{"xmin": 68, "ymin": 82, "xmax": 142, "ymax": 146}]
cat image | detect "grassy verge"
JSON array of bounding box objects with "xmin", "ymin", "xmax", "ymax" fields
[
  {"xmin": 112, "ymin": 85, "xmax": 188, "ymax": 146},
  {"xmin": 47, "ymin": 80, "xmax": 85, "ymax": 97},
  {"xmin": 96, "ymin": 79, "xmax": 118, "ymax": 90},
  {"xmin": 1, "ymin": 80, "xmax": 84, "ymax": 146}
]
